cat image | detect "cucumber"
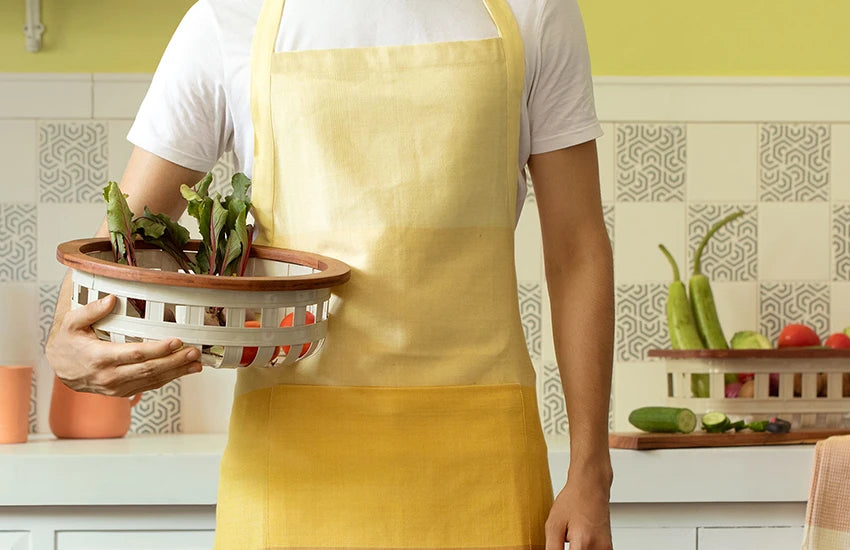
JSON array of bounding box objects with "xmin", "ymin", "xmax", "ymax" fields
[
  {"xmin": 747, "ymin": 420, "xmax": 769, "ymax": 432},
  {"xmin": 629, "ymin": 406, "xmax": 697, "ymax": 434},
  {"xmin": 701, "ymin": 411, "xmax": 731, "ymax": 433}
]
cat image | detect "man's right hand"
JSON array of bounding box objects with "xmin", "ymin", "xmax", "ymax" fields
[{"xmin": 46, "ymin": 294, "xmax": 203, "ymax": 398}]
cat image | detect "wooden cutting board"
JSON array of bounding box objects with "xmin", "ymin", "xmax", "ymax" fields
[{"xmin": 609, "ymin": 429, "xmax": 850, "ymax": 450}]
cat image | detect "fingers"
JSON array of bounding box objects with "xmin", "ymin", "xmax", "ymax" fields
[
  {"xmin": 100, "ymin": 346, "xmax": 203, "ymax": 397},
  {"xmin": 105, "ymin": 338, "xmax": 185, "ymax": 367},
  {"xmin": 545, "ymin": 517, "xmax": 567, "ymax": 550},
  {"xmin": 64, "ymin": 294, "xmax": 116, "ymax": 330}
]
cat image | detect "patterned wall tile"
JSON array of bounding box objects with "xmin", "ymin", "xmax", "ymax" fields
[
  {"xmin": 209, "ymin": 150, "xmax": 238, "ymax": 197},
  {"xmin": 130, "ymin": 380, "xmax": 182, "ymax": 434},
  {"xmin": 0, "ymin": 204, "xmax": 37, "ymax": 281},
  {"xmin": 603, "ymin": 203, "xmax": 614, "ymax": 251},
  {"xmin": 38, "ymin": 283, "xmax": 60, "ymax": 350},
  {"xmin": 616, "ymin": 124, "xmax": 686, "ymax": 202},
  {"xmin": 615, "ymin": 283, "xmax": 668, "ymax": 361},
  {"xmin": 760, "ymin": 283, "xmax": 830, "ymax": 342},
  {"xmin": 38, "ymin": 122, "xmax": 108, "ymax": 203},
  {"xmin": 518, "ymin": 282, "xmax": 542, "ymax": 360},
  {"xmin": 541, "ymin": 361, "xmax": 569, "ymax": 436},
  {"xmin": 833, "ymin": 204, "xmax": 850, "ymax": 280},
  {"xmin": 759, "ymin": 124, "xmax": 830, "ymax": 202},
  {"xmin": 687, "ymin": 204, "xmax": 757, "ymax": 281},
  {"xmin": 35, "ymin": 284, "xmax": 60, "ymax": 433}
]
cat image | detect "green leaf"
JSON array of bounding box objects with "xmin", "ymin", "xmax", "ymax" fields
[
  {"xmin": 221, "ymin": 208, "xmax": 247, "ymax": 276},
  {"xmin": 195, "ymin": 173, "xmax": 213, "ymax": 198},
  {"xmin": 180, "ymin": 184, "xmax": 203, "ymax": 204},
  {"xmin": 103, "ymin": 181, "xmax": 137, "ymax": 266},
  {"xmin": 208, "ymin": 193, "xmax": 228, "ymax": 274},
  {"xmin": 133, "ymin": 207, "xmax": 193, "ymax": 272},
  {"xmin": 225, "ymin": 173, "xmax": 252, "ymax": 229}
]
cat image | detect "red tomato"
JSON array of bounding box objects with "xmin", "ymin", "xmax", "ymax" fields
[
  {"xmin": 738, "ymin": 373, "xmax": 754, "ymax": 384},
  {"xmin": 777, "ymin": 324, "xmax": 821, "ymax": 348},
  {"xmin": 280, "ymin": 311, "xmax": 316, "ymax": 358},
  {"xmin": 240, "ymin": 320, "xmax": 281, "ymax": 366},
  {"xmin": 825, "ymin": 333, "xmax": 850, "ymax": 349}
]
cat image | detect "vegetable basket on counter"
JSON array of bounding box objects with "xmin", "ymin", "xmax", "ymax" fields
[
  {"xmin": 57, "ymin": 238, "xmax": 350, "ymax": 369},
  {"xmin": 650, "ymin": 349, "xmax": 850, "ymax": 429}
]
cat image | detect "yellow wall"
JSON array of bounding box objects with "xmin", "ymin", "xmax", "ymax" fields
[
  {"xmin": 1, "ymin": 0, "xmax": 848, "ymax": 75},
  {"xmin": 578, "ymin": 0, "xmax": 850, "ymax": 76},
  {"xmin": 0, "ymin": 0, "xmax": 194, "ymax": 73}
]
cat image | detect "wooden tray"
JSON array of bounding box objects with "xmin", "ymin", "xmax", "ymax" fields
[{"xmin": 609, "ymin": 429, "xmax": 850, "ymax": 450}]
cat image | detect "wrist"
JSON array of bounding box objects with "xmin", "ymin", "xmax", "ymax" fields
[{"xmin": 567, "ymin": 449, "xmax": 613, "ymax": 487}]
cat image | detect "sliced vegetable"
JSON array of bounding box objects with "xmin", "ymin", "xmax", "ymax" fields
[
  {"xmin": 730, "ymin": 330, "xmax": 772, "ymax": 350},
  {"xmin": 747, "ymin": 420, "xmax": 769, "ymax": 432},
  {"xmin": 701, "ymin": 411, "xmax": 732, "ymax": 433},
  {"xmin": 629, "ymin": 406, "xmax": 697, "ymax": 434},
  {"xmin": 731, "ymin": 420, "xmax": 747, "ymax": 432},
  {"xmin": 689, "ymin": 211, "xmax": 744, "ymax": 350}
]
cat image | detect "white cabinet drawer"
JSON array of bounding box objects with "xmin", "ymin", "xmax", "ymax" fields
[
  {"xmin": 698, "ymin": 526, "xmax": 804, "ymax": 550},
  {"xmin": 0, "ymin": 533, "xmax": 29, "ymax": 550},
  {"xmin": 611, "ymin": 527, "xmax": 696, "ymax": 549},
  {"xmin": 56, "ymin": 530, "xmax": 215, "ymax": 550}
]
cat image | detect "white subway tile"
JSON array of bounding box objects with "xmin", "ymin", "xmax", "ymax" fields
[
  {"xmin": 107, "ymin": 120, "xmax": 135, "ymax": 182},
  {"xmin": 93, "ymin": 79, "xmax": 151, "ymax": 119},
  {"xmin": 514, "ymin": 202, "xmax": 542, "ymax": 281},
  {"xmin": 758, "ymin": 202, "xmax": 830, "ymax": 280},
  {"xmin": 37, "ymin": 203, "xmax": 106, "ymax": 282},
  {"xmin": 612, "ymin": 361, "xmax": 666, "ymax": 431},
  {"xmin": 0, "ymin": 283, "xmax": 39, "ymax": 365},
  {"xmin": 829, "ymin": 282, "xmax": 850, "ymax": 335},
  {"xmin": 831, "ymin": 124, "xmax": 850, "ymax": 201},
  {"xmin": 597, "ymin": 122, "xmax": 615, "ymax": 202},
  {"xmin": 179, "ymin": 366, "xmax": 237, "ymax": 433},
  {"xmin": 614, "ymin": 202, "xmax": 686, "ymax": 283},
  {"xmin": 687, "ymin": 124, "xmax": 758, "ymax": 202},
  {"xmin": 711, "ymin": 281, "xmax": 759, "ymax": 341},
  {"xmin": 0, "ymin": 121, "xmax": 38, "ymax": 204},
  {"xmin": 0, "ymin": 78, "xmax": 91, "ymax": 119}
]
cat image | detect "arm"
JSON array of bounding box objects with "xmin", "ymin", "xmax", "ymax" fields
[
  {"xmin": 527, "ymin": 140, "xmax": 614, "ymax": 550},
  {"xmin": 46, "ymin": 147, "xmax": 208, "ymax": 398}
]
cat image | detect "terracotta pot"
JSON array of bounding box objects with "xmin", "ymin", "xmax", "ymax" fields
[
  {"xmin": 49, "ymin": 375, "xmax": 142, "ymax": 439},
  {"xmin": 0, "ymin": 366, "xmax": 33, "ymax": 444}
]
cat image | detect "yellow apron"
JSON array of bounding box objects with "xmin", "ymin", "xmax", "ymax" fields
[{"xmin": 214, "ymin": 0, "xmax": 553, "ymax": 547}]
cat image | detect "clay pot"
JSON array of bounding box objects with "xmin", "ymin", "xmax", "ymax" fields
[
  {"xmin": 0, "ymin": 366, "xmax": 33, "ymax": 444},
  {"xmin": 49, "ymin": 375, "xmax": 142, "ymax": 439}
]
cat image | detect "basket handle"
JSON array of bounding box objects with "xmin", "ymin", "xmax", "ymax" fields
[{"xmin": 129, "ymin": 393, "xmax": 143, "ymax": 407}]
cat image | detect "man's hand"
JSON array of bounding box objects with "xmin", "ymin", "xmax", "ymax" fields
[
  {"xmin": 546, "ymin": 470, "xmax": 613, "ymax": 550},
  {"xmin": 47, "ymin": 293, "xmax": 204, "ymax": 398}
]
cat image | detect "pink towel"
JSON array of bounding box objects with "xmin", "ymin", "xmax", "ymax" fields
[{"xmin": 803, "ymin": 435, "xmax": 850, "ymax": 549}]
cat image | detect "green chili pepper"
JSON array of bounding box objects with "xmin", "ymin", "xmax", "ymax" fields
[
  {"xmin": 659, "ymin": 244, "xmax": 704, "ymax": 350},
  {"xmin": 689, "ymin": 211, "xmax": 745, "ymax": 350}
]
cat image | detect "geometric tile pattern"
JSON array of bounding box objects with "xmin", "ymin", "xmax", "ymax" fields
[
  {"xmin": 0, "ymin": 204, "xmax": 38, "ymax": 282},
  {"xmin": 38, "ymin": 122, "xmax": 108, "ymax": 203},
  {"xmin": 541, "ymin": 361, "xmax": 569, "ymax": 436},
  {"xmin": 759, "ymin": 124, "xmax": 830, "ymax": 202},
  {"xmin": 759, "ymin": 282, "xmax": 830, "ymax": 344},
  {"xmin": 35, "ymin": 283, "xmax": 60, "ymax": 433},
  {"xmin": 602, "ymin": 203, "xmax": 614, "ymax": 251},
  {"xmin": 833, "ymin": 204, "xmax": 850, "ymax": 281},
  {"xmin": 518, "ymin": 282, "xmax": 542, "ymax": 360},
  {"xmin": 209, "ymin": 150, "xmax": 238, "ymax": 198},
  {"xmin": 615, "ymin": 283, "xmax": 668, "ymax": 361},
  {"xmin": 687, "ymin": 203, "xmax": 757, "ymax": 281},
  {"xmin": 130, "ymin": 380, "xmax": 182, "ymax": 434},
  {"xmin": 616, "ymin": 124, "xmax": 686, "ymax": 202}
]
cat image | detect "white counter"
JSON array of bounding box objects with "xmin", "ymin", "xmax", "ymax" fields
[
  {"xmin": 0, "ymin": 434, "xmax": 816, "ymax": 550},
  {"xmin": 0, "ymin": 433, "xmax": 815, "ymax": 506}
]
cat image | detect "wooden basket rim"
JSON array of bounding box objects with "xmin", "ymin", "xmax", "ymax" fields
[
  {"xmin": 57, "ymin": 238, "xmax": 351, "ymax": 291},
  {"xmin": 648, "ymin": 348, "xmax": 850, "ymax": 360}
]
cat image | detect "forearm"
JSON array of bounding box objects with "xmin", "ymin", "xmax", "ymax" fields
[{"xmin": 546, "ymin": 230, "xmax": 614, "ymax": 479}]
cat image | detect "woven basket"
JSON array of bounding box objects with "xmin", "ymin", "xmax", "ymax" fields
[
  {"xmin": 57, "ymin": 239, "xmax": 350, "ymax": 368},
  {"xmin": 650, "ymin": 349, "xmax": 850, "ymax": 429}
]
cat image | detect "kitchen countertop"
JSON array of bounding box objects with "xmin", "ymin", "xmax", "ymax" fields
[{"xmin": 0, "ymin": 434, "xmax": 816, "ymax": 507}]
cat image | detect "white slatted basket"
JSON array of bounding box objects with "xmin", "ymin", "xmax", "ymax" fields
[
  {"xmin": 650, "ymin": 349, "xmax": 850, "ymax": 429},
  {"xmin": 58, "ymin": 239, "xmax": 350, "ymax": 369}
]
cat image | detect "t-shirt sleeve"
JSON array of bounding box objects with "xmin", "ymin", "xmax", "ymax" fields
[
  {"xmin": 127, "ymin": 0, "xmax": 231, "ymax": 172},
  {"xmin": 527, "ymin": 0, "xmax": 603, "ymax": 155}
]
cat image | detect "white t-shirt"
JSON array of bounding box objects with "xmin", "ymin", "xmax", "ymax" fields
[{"xmin": 128, "ymin": 0, "xmax": 602, "ymax": 221}]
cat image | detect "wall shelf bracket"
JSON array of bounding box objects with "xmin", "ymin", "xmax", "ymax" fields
[{"xmin": 23, "ymin": 0, "xmax": 45, "ymax": 53}]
